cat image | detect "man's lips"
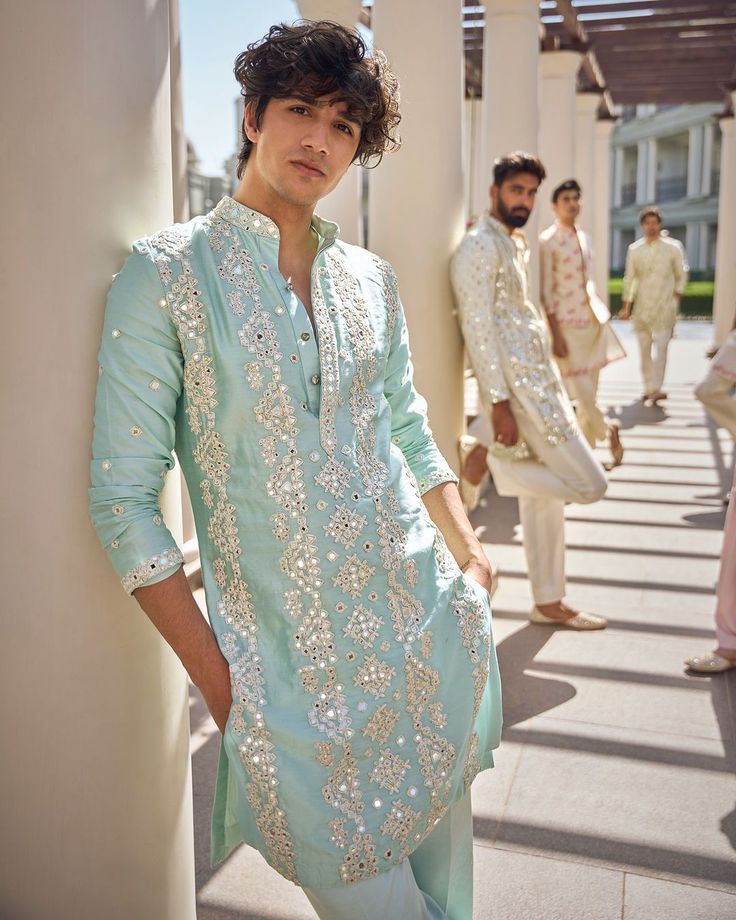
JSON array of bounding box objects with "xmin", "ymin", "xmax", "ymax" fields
[{"xmin": 290, "ymin": 159, "xmax": 326, "ymax": 178}]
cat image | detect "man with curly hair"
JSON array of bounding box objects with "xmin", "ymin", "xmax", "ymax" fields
[{"xmin": 90, "ymin": 20, "xmax": 500, "ymax": 919}]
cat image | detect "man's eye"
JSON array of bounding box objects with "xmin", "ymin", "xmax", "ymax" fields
[
  {"xmin": 335, "ymin": 123, "xmax": 354, "ymax": 136},
  {"xmin": 290, "ymin": 106, "xmax": 309, "ymax": 115}
]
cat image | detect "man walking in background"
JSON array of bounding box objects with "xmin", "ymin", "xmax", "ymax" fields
[
  {"xmin": 452, "ymin": 152, "xmax": 608, "ymax": 631},
  {"xmin": 540, "ymin": 179, "xmax": 626, "ymax": 467},
  {"xmin": 619, "ymin": 206, "xmax": 689, "ymax": 403}
]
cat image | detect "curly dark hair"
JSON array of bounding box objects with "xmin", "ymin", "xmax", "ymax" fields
[
  {"xmin": 234, "ymin": 21, "xmax": 401, "ymax": 178},
  {"xmin": 493, "ymin": 152, "xmax": 547, "ymax": 187}
]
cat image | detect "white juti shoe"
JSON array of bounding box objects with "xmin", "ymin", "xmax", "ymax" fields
[{"xmin": 529, "ymin": 607, "xmax": 608, "ymax": 630}]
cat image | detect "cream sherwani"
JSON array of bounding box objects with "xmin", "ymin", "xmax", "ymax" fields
[
  {"xmin": 540, "ymin": 221, "xmax": 625, "ymax": 445},
  {"xmin": 623, "ymin": 234, "xmax": 689, "ymax": 395},
  {"xmin": 451, "ymin": 216, "xmax": 607, "ymax": 605}
]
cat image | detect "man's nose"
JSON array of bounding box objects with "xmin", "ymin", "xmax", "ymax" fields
[{"xmin": 303, "ymin": 120, "xmax": 329, "ymax": 155}]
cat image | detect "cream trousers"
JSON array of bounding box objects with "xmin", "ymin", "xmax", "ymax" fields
[
  {"xmin": 636, "ymin": 327, "xmax": 673, "ymax": 395},
  {"xmin": 487, "ymin": 406, "xmax": 607, "ymax": 604},
  {"xmin": 564, "ymin": 369, "xmax": 608, "ymax": 446}
]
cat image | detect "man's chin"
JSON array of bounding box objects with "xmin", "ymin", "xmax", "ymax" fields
[{"xmin": 508, "ymin": 214, "xmax": 529, "ymax": 228}]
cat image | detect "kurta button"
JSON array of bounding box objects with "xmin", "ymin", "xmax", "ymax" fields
[
  {"xmin": 301, "ymin": 331, "xmax": 311, "ymax": 342},
  {"xmin": 311, "ymin": 374, "xmax": 321, "ymax": 385},
  {"xmin": 290, "ymin": 354, "xmax": 299, "ymax": 363}
]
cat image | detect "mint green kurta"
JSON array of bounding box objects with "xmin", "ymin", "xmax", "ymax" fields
[{"xmin": 90, "ymin": 197, "xmax": 501, "ymax": 889}]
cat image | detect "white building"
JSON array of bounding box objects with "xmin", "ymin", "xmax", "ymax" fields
[{"xmin": 611, "ymin": 103, "xmax": 722, "ymax": 274}]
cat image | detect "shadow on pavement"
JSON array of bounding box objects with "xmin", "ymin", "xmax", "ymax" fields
[{"xmin": 495, "ymin": 623, "xmax": 576, "ymax": 729}]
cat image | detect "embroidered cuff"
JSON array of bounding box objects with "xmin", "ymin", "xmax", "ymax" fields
[{"xmin": 122, "ymin": 547, "xmax": 184, "ymax": 594}]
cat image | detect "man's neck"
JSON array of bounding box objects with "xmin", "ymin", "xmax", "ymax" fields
[
  {"xmin": 232, "ymin": 175, "xmax": 315, "ymax": 251},
  {"xmin": 557, "ymin": 217, "xmax": 576, "ymax": 231},
  {"xmin": 644, "ymin": 233, "xmax": 661, "ymax": 244}
]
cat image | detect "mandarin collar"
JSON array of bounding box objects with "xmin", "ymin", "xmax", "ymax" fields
[{"xmin": 212, "ymin": 196, "xmax": 339, "ymax": 244}]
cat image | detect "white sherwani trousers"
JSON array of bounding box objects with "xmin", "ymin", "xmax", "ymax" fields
[
  {"xmin": 636, "ymin": 327, "xmax": 673, "ymax": 395},
  {"xmin": 486, "ymin": 405, "xmax": 607, "ymax": 604}
]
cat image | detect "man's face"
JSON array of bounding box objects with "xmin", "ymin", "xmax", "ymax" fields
[
  {"xmin": 243, "ymin": 93, "xmax": 362, "ymax": 208},
  {"xmin": 553, "ymin": 189, "xmax": 581, "ymax": 223},
  {"xmin": 491, "ymin": 173, "xmax": 540, "ymax": 228},
  {"xmin": 641, "ymin": 215, "xmax": 662, "ymax": 239}
]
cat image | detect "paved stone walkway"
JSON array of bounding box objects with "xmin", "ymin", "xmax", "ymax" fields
[{"xmin": 191, "ymin": 320, "xmax": 736, "ymax": 919}]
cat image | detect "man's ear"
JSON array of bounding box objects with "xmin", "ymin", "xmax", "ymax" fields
[{"xmin": 243, "ymin": 101, "xmax": 259, "ymax": 144}]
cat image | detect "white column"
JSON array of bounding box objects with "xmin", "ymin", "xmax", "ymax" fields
[
  {"xmin": 593, "ymin": 118, "xmax": 616, "ymax": 303},
  {"xmin": 701, "ymin": 121, "xmax": 715, "ymax": 196},
  {"xmin": 636, "ymin": 138, "xmax": 657, "ymax": 204},
  {"xmin": 169, "ymin": 0, "xmax": 189, "ymax": 222},
  {"xmin": 687, "ymin": 124, "xmax": 704, "ymax": 199},
  {"xmin": 613, "ymin": 146, "xmax": 624, "ymax": 208},
  {"xmin": 612, "ymin": 228, "xmax": 623, "ymax": 272},
  {"xmin": 574, "ymin": 93, "xmax": 600, "ymax": 236},
  {"xmin": 0, "ymin": 4, "xmax": 196, "ymax": 919},
  {"xmin": 698, "ymin": 222, "xmax": 710, "ymax": 271},
  {"xmin": 646, "ymin": 138, "xmax": 657, "ymax": 202},
  {"xmin": 474, "ymin": 0, "xmax": 540, "ymax": 216},
  {"xmin": 369, "ymin": 0, "xmax": 465, "ymax": 466},
  {"xmin": 686, "ymin": 222, "xmax": 700, "ymax": 269},
  {"xmin": 298, "ymin": 0, "xmax": 363, "ymax": 244},
  {"xmin": 712, "ymin": 102, "xmax": 736, "ymax": 346},
  {"xmin": 538, "ymin": 50, "xmax": 582, "ymax": 230}
]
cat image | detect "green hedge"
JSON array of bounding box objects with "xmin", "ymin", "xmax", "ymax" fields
[{"xmin": 608, "ymin": 278, "xmax": 713, "ymax": 318}]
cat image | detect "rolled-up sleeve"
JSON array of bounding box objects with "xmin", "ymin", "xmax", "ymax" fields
[
  {"xmin": 381, "ymin": 264, "xmax": 458, "ymax": 495},
  {"xmin": 451, "ymin": 231, "xmax": 509, "ymax": 404},
  {"xmin": 89, "ymin": 240, "xmax": 185, "ymax": 594}
]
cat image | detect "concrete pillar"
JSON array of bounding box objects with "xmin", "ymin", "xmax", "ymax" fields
[
  {"xmin": 538, "ymin": 50, "xmax": 582, "ymax": 230},
  {"xmin": 574, "ymin": 92, "xmax": 600, "ymax": 236},
  {"xmin": 298, "ymin": 0, "xmax": 363, "ymax": 245},
  {"xmin": 612, "ymin": 228, "xmax": 623, "ymax": 272},
  {"xmin": 0, "ymin": 3, "xmax": 196, "ymax": 919},
  {"xmin": 369, "ymin": 0, "xmax": 465, "ymax": 466},
  {"xmin": 702, "ymin": 121, "xmax": 714, "ymax": 197},
  {"xmin": 687, "ymin": 124, "xmax": 704, "ymax": 199},
  {"xmin": 712, "ymin": 102, "xmax": 736, "ymax": 346},
  {"xmin": 593, "ymin": 118, "xmax": 616, "ymax": 303},
  {"xmin": 474, "ymin": 0, "xmax": 541, "ymax": 302},
  {"xmin": 686, "ymin": 222, "xmax": 700, "ymax": 270},
  {"xmin": 474, "ymin": 0, "xmax": 540, "ymax": 217},
  {"xmin": 698, "ymin": 222, "xmax": 710, "ymax": 271},
  {"xmin": 636, "ymin": 138, "xmax": 656, "ymax": 204},
  {"xmin": 169, "ymin": 0, "xmax": 189, "ymax": 223},
  {"xmin": 613, "ymin": 146, "xmax": 624, "ymax": 208}
]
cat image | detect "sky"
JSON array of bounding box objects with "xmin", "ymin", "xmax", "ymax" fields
[{"xmin": 180, "ymin": 0, "xmax": 300, "ymax": 176}]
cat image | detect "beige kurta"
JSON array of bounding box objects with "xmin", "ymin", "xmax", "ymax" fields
[
  {"xmin": 622, "ymin": 234, "xmax": 689, "ymax": 333},
  {"xmin": 539, "ymin": 221, "xmax": 625, "ymax": 378}
]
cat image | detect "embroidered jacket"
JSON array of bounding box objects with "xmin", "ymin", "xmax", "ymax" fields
[
  {"xmin": 451, "ymin": 214, "xmax": 577, "ymax": 447},
  {"xmin": 90, "ymin": 197, "xmax": 501, "ymax": 889}
]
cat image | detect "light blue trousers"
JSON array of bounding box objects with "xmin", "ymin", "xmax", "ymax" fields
[{"xmin": 303, "ymin": 793, "xmax": 473, "ymax": 920}]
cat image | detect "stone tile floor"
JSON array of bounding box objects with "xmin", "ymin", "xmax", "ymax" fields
[{"xmin": 190, "ymin": 321, "xmax": 736, "ymax": 919}]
